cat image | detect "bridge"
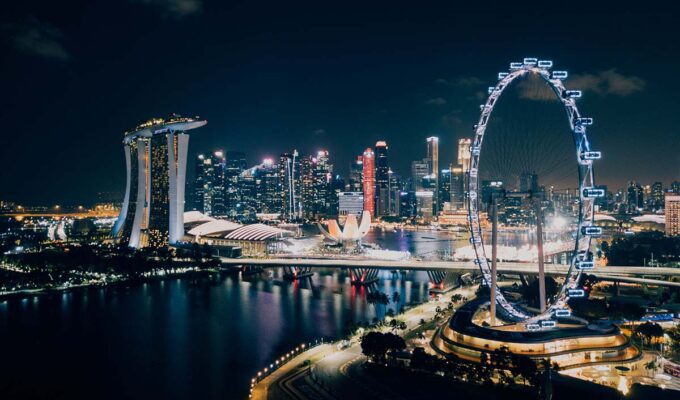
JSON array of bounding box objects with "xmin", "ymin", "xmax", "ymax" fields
[{"xmin": 220, "ymin": 257, "xmax": 680, "ymax": 288}]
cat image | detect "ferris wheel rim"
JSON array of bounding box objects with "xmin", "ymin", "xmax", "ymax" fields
[{"xmin": 466, "ymin": 58, "xmax": 599, "ymax": 323}]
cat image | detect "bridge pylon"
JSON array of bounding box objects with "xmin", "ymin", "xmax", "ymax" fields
[
  {"xmin": 349, "ymin": 267, "xmax": 380, "ymax": 286},
  {"xmin": 283, "ymin": 266, "xmax": 314, "ymax": 280},
  {"xmin": 427, "ymin": 270, "xmax": 459, "ymax": 294}
]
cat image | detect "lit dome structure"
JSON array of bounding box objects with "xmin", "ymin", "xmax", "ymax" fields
[{"xmin": 317, "ymin": 211, "xmax": 371, "ymax": 246}]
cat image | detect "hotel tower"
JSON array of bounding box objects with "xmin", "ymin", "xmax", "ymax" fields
[{"xmin": 112, "ymin": 115, "xmax": 207, "ymax": 248}]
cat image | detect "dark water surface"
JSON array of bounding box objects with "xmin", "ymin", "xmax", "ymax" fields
[{"xmin": 0, "ymin": 231, "xmax": 459, "ymax": 399}]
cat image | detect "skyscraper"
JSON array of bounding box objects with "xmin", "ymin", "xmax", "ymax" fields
[
  {"xmin": 256, "ymin": 158, "xmax": 281, "ymax": 214},
  {"xmin": 348, "ymin": 155, "xmax": 363, "ymax": 192},
  {"xmin": 665, "ymin": 193, "xmax": 680, "ymax": 236},
  {"xmin": 627, "ymin": 181, "xmax": 643, "ymax": 213},
  {"xmin": 427, "ymin": 136, "xmax": 439, "ymax": 213},
  {"xmin": 193, "ymin": 154, "xmax": 209, "ymax": 213},
  {"xmin": 362, "ymin": 147, "xmax": 375, "ymax": 217},
  {"xmin": 279, "ymin": 151, "xmax": 301, "ymax": 218},
  {"xmin": 449, "ymin": 164, "xmax": 466, "ymax": 210},
  {"xmin": 375, "ymin": 141, "xmax": 390, "ymax": 216},
  {"xmin": 457, "ymin": 138, "xmax": 472, "ymax": 173},
  {"xmin": 210, "ymin": 151, "xmax": 227, "ymax": 215},
  {"xmin": 113, "ymin": 115, "xmax": 206, "ymax": 248},
  {"xmin": 225, "ymin": 151, "xmax": 246, "ymax": 214},
  {"xmin": 411, "ymin": 159, "xmax": 430, "ymax": 191},
  {"xmin": 651, "ymin": 182, "xmax": 664, "ymax": 210}
]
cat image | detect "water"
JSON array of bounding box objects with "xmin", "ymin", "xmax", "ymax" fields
[{"xmin": 0, "ymin": 231, "xmax": 457, "ymax": 399}]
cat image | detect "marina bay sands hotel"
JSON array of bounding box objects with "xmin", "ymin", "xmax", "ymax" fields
[{"xmin": 112, "ymin": 115, "xmax": 207, "ymax": 248}]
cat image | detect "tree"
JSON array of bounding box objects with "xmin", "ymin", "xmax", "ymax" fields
[
  {"xmin": 666, "ymin": 326, "xmax": 680, "ymax": 354},
  {"xmin": 391, "ymin": 291, "xmax": 401, "ymax": 304},
  {"xmin": 636, "ymin": 322, "xmax": 664, "ymax": 347},
  {"xmin": 512, "ymin": 355, "xmax": 538, "ymax": 385},
  {"xmin": 451, "ymin": 293, "xmax": 463, "ymax": 303},
  {"xmin": 522, "ymin": 276, "xmax": 559, "ymax": 308},
  {"xmin": 644, "ymin": 360, "xmax": 658, "ymax": 376},
  {"xmin": 361, "ymin": 332, "xmax": 406, "ymax": 362}
]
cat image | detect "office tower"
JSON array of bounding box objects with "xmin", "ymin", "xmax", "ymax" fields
[
  {"xmin": 224, "ymin": 151, "xmax": 246, "ymax": 214},
  {"xmin": 210, "ymin": 151, "xmax": 227, "ymax": 215},
  {"xmin": 427, "ymin": 136, "xmax": 439, "ymax": 213},
  {"xmin": 362, "ymin": 147, "xmax": 375, "ymax": 217},
  {"xmin": 450, "ymin": 164, "xmax": 466, "ymax": 210},
  {"xmin": 651, "ymin": 182, "xmax": 664, "ymax": 210},
  {"xmin": 481, "ymin": 180, "xmax": 504, "ymax": 210},
  {"xmin": 348, "ymin": 155, "xmax": 364, "ymax": 192},
  {"xmin": 389, "ymin": 171, "xmax": 402, "ymax": 215},
  {"xmin": 411, "ymin": 159, "xmax": 430, "ymax": 191},
  {"xmin": 301, "ymin": 151, "xmax": 333, "ymax": 218},
  {"xmin": 375, "ymin": 141, "xmax": 390, "ymax": 216},
  {"xmin": 672, "ymin": 181, "xmax": 680, "ymax": 195},
  {"xmin": 257, "ymin": 158, "xmax": 281, "ymax": 214},
  {"xmin": 439, "ymin": 168, "xmax": 451, "ymax": 210},
  {"xmin": 415, "ymin": 191, "xmax": 434, "ymax": 221},
  {"xmin": 627, "ymin": 181, "xmax": 644, "ymax": 213},
  {"xmin": 338, "ymin": 192, "xmax": 364, "ymax": 217},
  {"xmin": 457, "ymin": 138, "xmax": 472, "ymax": 173},
  {"xmin": 399, "ymin": 191, "xmax": 416, "ymax": 218},
  {"xmin": 279, "ymin": 151, "xmax": 301, "ymax": 218},
  {"xmin": 113, "ymin": 115, "xmax": 206, "ymax": 248},
  {"xmin": 519, "ymin": 172, "xmax": 539, "ymax": 193},
  {"xmin": 666, "ymin": 193, "xmax": 680, "ymax": 236},
  {"xmin": 193, "ymin": 154, "xmax": 209, "ymax": 213}
]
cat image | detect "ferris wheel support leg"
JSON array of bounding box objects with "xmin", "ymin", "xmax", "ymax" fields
[
  {"xmin": 490, "ymin": 199, "xmax": 498, "ymax": 326},
  {"xmin": 534, "ymin": 201, "xmax": 547, "ymax": 313}
]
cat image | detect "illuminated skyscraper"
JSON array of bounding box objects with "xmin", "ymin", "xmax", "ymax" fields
[
  {"xmin": 113, "ymin": 115, "xmax": 206, "ymax": 248},
  {"xmin": 279, "ymin": 151, "xmax": 301, "ymax": 218},
  {"xmin": 375, "ymin": 141, "xmax": 390, "ymax": 216},
  {"xmin": 651, "ymin": 182, "xmax": 664, "ymax": 210},
  {"xmin": 457, "ymin": 138, "xmax": 472, "ymax": 173},
  {"xmin": 348, "ymin": 155, "xmax": 363, "ymax": 192},
  {"xmin": 411, "ymin": 159, "xmax": 430, "ymax": 191},
  {"xmin": 666, "ymin": 193, "xmax": 680, "ymax": 236},
  {"xmin": 427, "ymin": 136, "xmax": 440, "ymax": 213},
  {"xmin": 362, "ymin": 147, "xmax": 375, "ymax": 217}
]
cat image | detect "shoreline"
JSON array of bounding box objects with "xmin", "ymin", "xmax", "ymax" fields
[{"xmin": 0, "ymin": 265, "xmax": 242, "ymax": 301}]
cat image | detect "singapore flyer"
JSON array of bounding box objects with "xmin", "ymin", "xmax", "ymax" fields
[{"xmin": 467, "ymin": 58, "xmax": 603, "ymax": 324}]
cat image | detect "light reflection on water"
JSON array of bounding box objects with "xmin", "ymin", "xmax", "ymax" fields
[{"xmin": 0, "ymin": 229, "xmax": 563, "ymax": 399}]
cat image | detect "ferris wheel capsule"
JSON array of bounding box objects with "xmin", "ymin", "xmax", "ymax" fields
[
  {"xmin": 575, "ymin": 117, "xmax": 593, "ymax": 126},
  {"xmin": 537, "ymin": 60, "xmax": 553, "ymax": 68},
  {"xmin": 581, "ymin": 226, "xmax": 603, "ymax": 236},
  {"xmin": 580, "ymin": 151, "xmax": 602, "ymax": 162},
  {"xmin": 540, "ymin": 320, "xmax": 557, "ymax": 328},
  {"xmin": 552, "ymin": 71, "xmax": 568, "ymax": 79},
  {"xmin": 568, "ymin": 289, "xmax": 586, "ymax": 298},
  {"xmin": 526, "ymin": 323, "xmax": 541, "ymax": 331},
  {"xmin": 554, "ymin": 308, "xmax": 571, "ymax": 317},
  {"xmin": 582, "ymin": 187, "xmax": 605, "ymax": 198},
  {"xmin": 510, "ymin": 62, "xmax": 524, "ymax": 69},
  {"xmin": 564, "ymin": 90, "xmax": 582, "ymax": 98},
  {"xmin": 523, "ymin": 57, "xmax": 538, "ymax": 65},
  {"xmin": 488, "ymin": 86, "xmax": 496, "ymax": 94},
  {"xmin": 498, "ymin": 72, "xmax": 509, "ymax": 79},
  {"xmin": 575, "ymin": 261, "xmax": 595, "ymax": 270}
]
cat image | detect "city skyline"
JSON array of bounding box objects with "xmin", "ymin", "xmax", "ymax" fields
[{"xmin": 1, "ymin": 3, "xmax": 680, "ymax": 204}]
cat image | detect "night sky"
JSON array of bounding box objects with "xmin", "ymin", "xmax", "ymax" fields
[{"xmin": 1, "ymin": 2, "xmax": 679, "ymax": 204}]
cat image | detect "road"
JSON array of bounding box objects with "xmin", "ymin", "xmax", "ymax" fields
[{"xmin": 252, "ymin": 285, "xmax": 477, "ymax": 399}]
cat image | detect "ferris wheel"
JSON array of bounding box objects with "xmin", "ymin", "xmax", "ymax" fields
[{"xmin": 467, "ymin": 58, "xmax": 603, "ymax": 323}]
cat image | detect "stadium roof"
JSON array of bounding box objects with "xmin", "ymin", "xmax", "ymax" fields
[
  {"xmin": 187, "ymin": 219, "xmax": 242, "ymax": 236},
  {"xmin": 184, "ymin": 211, "xmax": 216, "ymax": 224},
  {"xmin": 223, "ymin": 224, "xmax": 290, "ymax": 241}
]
